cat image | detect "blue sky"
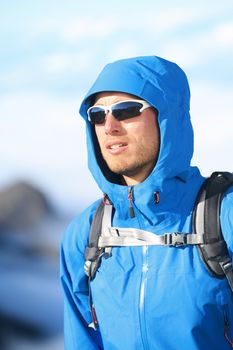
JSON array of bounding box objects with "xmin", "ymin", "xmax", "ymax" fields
[{"xmin": 0, "ymin": 0, "xmax": 233, "ymax": 214}]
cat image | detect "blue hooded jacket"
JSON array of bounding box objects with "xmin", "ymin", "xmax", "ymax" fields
[{"xmin": 60, "ymin": 56, "xmax": 233, "ymax": 349}]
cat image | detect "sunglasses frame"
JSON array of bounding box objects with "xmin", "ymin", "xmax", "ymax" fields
[{"xmin": 87, "ymin": 99, "xmax": 151, "ymax": 124}]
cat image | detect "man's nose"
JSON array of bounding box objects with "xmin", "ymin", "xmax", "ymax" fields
[{"xmin": 104, "ymin": 113, "xmax": 122, "ymax": 134}]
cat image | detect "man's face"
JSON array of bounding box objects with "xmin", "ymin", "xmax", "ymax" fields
[{"xmin": 93, "ymin": 92, "xmax": 160, "ymax": 185}]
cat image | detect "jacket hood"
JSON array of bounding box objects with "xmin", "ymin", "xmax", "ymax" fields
[{"xmin": 79, "ymin": 56, "xmax": 195, "ymax": 209}]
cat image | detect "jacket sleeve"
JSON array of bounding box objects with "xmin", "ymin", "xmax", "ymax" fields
[{"xmin": 60, "ymin": 203, "xmax": 103, "ymax": 350}]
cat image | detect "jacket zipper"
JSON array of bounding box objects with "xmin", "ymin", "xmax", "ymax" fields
[
  {"xmin": 127, "ymin": 187, "xmax": 149, "ymax": 349},
  {"xmin": 139, "ymin": 245, "xmax": 150, "ymax": 350}
]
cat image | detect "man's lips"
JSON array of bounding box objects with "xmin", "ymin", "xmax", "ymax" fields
[{"xmin": 105, "ymin": 141, "xmax": 128, "ymax": 154}]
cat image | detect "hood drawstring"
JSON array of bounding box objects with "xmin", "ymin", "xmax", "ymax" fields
[
  {"xmin": 102, "ymin": 194, "xmax": 112, "ymax": 205},
  {"xmin": 154, "ymin": 191, "xmax": 160, "ymax": 204},
  {"xmin": 128, "ymin": 187, "xmax": 135, "ymax": 218}
]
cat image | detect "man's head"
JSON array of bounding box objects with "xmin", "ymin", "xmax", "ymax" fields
[
  {"xmin": 90, "ymin": 92, "xmax": 160, "ymax": 186},
  {"xmin": 79, "ymin": 56, "xmax": 194, "ymax": 191}
]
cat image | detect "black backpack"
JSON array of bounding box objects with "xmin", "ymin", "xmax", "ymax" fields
[{"xmin": 85, "ymin": 172, "xmax": 233, "ymax": 328}]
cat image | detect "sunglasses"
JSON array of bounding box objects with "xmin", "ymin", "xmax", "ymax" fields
[{"xmin": 87, "ymin": 99, "xmax": 151, "ymax": 125}]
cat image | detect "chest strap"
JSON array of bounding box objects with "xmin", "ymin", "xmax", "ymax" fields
[{"xmin": 99, "ymin": 226, "xmax": 205, "ymax": 247}]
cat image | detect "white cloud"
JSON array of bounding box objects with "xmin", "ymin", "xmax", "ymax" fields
[
  {"xmin": 28, "ymin": 17, "xmax": 119, "ymax": 43},
  {"xmin": 42, "ymin": 51, "xmax": 93, "ymax": 74},
  {"xmin": 159, "ymin": 43, "xmax": 202, "ymax": 70},
  {"xmin": 158, "ymin": 17, "xmax": 233, "ymax": 71},
  {"xmin": 61, "ymin": 18, "xmax": 118, "ymax": 42},
  {"xmin": 191, "ymin": 83, "xmax": 233, "ymax": 175},
  {"xmin": 108, "ymin": 40, "xmax": 145, "ymax": 62},
  {"xmin": 141, "ymin": 8, "xmax": 205, "ymax": 34},
  {"xmin": 19, "ymin": 7, "xmax": 205, "ymax": 46},
  {"xmin": 213, "ymin": 21, "xmax": 233, "ymax": 45}
]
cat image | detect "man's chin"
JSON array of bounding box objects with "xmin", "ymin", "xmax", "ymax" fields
[
  {"xmin": 104, "ymin": 157, "xmax": 146, "ymax": 178},
  {"xmin": 108, "ymin": 164, "xmax": 140, "ymax": 177}
]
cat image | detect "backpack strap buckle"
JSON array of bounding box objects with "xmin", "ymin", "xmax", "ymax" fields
[
  {"xmin": 164, "ymin": 233, "xmax": 188, "ymax": 246},
  {"xmin": 164, "ymin": 232, "xmax": 205, "ymax": 246}
]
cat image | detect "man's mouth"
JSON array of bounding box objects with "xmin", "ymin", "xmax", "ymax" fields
[{"xmin": 105, "ymin": 142, "xmax": 128, "ymax": 154}]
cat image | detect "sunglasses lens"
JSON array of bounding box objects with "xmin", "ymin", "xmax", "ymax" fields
[
  {"xmin": 88, "ymin": 107, "xmax": 106, "ymax": 124},
  {"xmin": 113, "ymin": 101, "xmax": 143, "ymax": 120},
  {"xmin": 88, "ymin": 101, "xmax": 145, "ymax": 125}
]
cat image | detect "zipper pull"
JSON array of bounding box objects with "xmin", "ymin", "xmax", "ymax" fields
[
  {"xmin": 88, "ymin": 278, "xmax": 99, "ymax": 330},
  {"xmin": 128, "ymin": 187, "xmax": 135, "ymax": 218},
  {"xmin": 224, "ymin": 311, "xmax": 233, "ymax": 346}
]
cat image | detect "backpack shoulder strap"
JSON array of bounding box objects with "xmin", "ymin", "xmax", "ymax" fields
[
  {"xmin": 85, "ymin": 199, "xmax": 113, "ymax": 280},
  {"xmin": 84, "ymin": 198, "xmax": 113, "ymax": 330},
  {"xmin": 193, "ymin": 171, "xmax": 233, "ymax": 290}
]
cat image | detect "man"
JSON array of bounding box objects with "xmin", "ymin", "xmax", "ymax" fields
[{"xmin": 60, "ymin": 56, "xmax": 233, "ymax": 349}]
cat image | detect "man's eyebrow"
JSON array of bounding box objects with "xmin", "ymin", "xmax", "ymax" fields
[{"xmin": 93, "ymin": 100, "xmax": 124, "ymax": 106}]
